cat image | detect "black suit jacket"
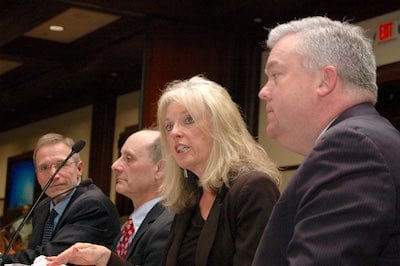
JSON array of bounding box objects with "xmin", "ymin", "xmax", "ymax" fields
[
  {"xmin": 2, "ymin": 183, "xmax": 121, "ymax": 265},
  {"xmin": 253, "ymin": 103, "xmax": 400, "ymax": 266},
  {"xmin": 107, "ymin": 202, "xmax": 173, "ymax": 266},
  {"xmin": 163, "ymin": 171, "xmax": 280, "ymax": 266}
]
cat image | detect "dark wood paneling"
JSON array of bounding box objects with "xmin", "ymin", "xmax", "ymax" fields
[
  {"xmin": 141, "ymin": 18, "xmax": 236, "ymax": 128},
  {"xmin": 140, "ymin": 17, "xmax": 263, "ymax": 134},
  {"xmin": 376, "ymin": 62, "xmax": 400, "ymax": 132},
  {"xmin": 88, "ymin": 82, "xmax": 117, "ymax": 195},
  {"xmin": 377, "ymin": 62, "xmax": 400, "ymax": 84}
]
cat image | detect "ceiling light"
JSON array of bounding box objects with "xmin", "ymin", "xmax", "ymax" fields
[
  {"xmin": 253, "ymin": 17, "xmax": 263, "ymax": 24},
  {"xmin": 49, "ymin": 25, "xmax": 64, "ymax": 32},
  {"xmin": 24, "ymin": 7, "xmax": 121, "ymax": 43}
]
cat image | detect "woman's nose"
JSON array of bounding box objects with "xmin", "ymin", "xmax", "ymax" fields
[{"xmin": 170, "ymin": 124, "xmax": 182, "ymax": 139}]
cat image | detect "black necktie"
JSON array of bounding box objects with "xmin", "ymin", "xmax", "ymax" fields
[{"xmin": 41, "ymin": 209, "xmax": 58, "ymax": 245}]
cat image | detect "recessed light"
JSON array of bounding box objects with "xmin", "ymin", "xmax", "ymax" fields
[
  {"xmin": 49, "ymin": 25, "xmax": 64, "ymax": 32},
  {"xmin": 253, "ymin": 17, "xmax": 263, "ymax": 24},
  {"xmin": 25, "ymin": 7, "xmax": 121, "ymax": 43}
]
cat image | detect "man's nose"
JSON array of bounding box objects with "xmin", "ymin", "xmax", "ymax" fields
[{"xmin": 259, "ymin": 82, "xmax": 272, "ymax": 101}]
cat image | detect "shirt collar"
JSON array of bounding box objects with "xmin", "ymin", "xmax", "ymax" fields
[
  {"xmin": 130, "ymin": 197, "xmax": 162, "ymax": 231},
  {"xmin": 316, "ymin": 117, "xmax": 337, "ymax": 143}
]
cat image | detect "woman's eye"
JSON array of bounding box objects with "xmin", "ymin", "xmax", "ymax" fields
[
  {"xmin": 165, "ymin": 123, "xmax": 173, "ymax": 131},
  {"xmin": 184, "ymin": 115, "xmax": 194, "ymax": 124}
]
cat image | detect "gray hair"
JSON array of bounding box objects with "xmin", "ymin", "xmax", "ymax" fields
[
  {"xmin": 148, "ymin": 133, "xmax": 162, "ymax": 163},
  {"xmin": 33, "ymin": 133, "xmax": 81, "ymax": 166},
  {"xmin": 267, "ymin": 16, "xmax": 377, "ymax": 101}
]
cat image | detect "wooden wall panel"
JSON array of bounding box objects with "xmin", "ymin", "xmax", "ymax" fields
[{"xmin": 140, "ymin": 18, "xmax": 234, "ymax": 128}]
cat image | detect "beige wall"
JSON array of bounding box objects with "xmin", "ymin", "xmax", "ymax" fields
[
  {"xmin": 356, "ymin": 10, "xmax": 400, "ymax": 67},
  {"xmin": 0, "ymin": 91, "xmax": 139, "ymax": 216}
]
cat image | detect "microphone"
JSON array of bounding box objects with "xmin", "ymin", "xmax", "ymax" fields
[
  {"xmin": 3, "ymin": 139, "xmax": 86, "ymax": 255},
  {"xmin": 50, "ymin": 178, "xmax": 93, "ymax": 200},
  {"xmin": 71, "ymin": 139, "xmax": 86, "ymax": 154}
]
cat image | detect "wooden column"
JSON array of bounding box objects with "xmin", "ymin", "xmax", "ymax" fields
[{"xmin": 88, "ymin": 82, "xmax": 117, "ymax": 195}]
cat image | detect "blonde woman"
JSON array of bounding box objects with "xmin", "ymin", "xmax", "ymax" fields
[{"xmin": 158, "ymin": 75, "xmax": 281, "ymax": 266}]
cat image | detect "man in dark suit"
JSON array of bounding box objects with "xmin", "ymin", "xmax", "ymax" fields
[
  {"xmin": 254, "ymin": 16, "xmax": 400, "ymax": 265},
  {"xmin": 1, "ymin": 133, "xmax": 120, "ymax": 265},
  {"xmin": 46, "ymin": 129, "xmax": 173, "ymax": 266}
]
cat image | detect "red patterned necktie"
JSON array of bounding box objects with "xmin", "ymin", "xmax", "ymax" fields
[{"xmin": 115, "ymin": 218, "xmax": 135, "ymax": 258}]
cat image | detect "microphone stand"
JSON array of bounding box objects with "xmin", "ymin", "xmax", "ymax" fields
[{"xmin": 3, "ymin": 145, "xmax": 80, "ymax": 255}]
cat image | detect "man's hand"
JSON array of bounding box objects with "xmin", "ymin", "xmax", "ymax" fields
[{"xmin": 46, "ymin": 243, "xmax": 112, "ymax": 266}]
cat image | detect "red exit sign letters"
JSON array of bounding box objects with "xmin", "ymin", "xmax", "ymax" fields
[{"xmin": 378, "ymin": 21, "xmax": 398, "ymax": 42}]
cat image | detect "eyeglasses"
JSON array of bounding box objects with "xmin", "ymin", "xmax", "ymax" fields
[{"xmin": 36, "ymin": 160, "xmax": 76, "ymax": 174}]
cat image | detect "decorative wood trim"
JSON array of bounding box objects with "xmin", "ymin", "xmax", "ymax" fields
[
  {"xmin": 280, "ymin": 165, "xmax": 300, "ymax": 172},
  {"xmin": 377, "ymin": 61, "xmax": 400, "ymax": 84}
]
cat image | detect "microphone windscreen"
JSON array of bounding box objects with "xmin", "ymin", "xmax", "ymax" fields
[
  {"xmin": 72, "ymin": 139, "xmax": 86, "ymax": 153},
  {"xmin": 80, "ymin": 178, "xmax": 93, "ymax": 187}
]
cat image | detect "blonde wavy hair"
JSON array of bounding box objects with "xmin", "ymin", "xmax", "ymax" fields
[{"xmin": 157, "ymin": 75, "xmax": 280, "ymax": 214}]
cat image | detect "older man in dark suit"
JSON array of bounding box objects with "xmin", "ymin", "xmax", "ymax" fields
[
  {"xmin": 46, "ymin": 129, "xmax": 173, "ymax": 266},
  {"xmin": 254, "ymin": 16, "xmax": 400, "ymax": 265},
  {"xmin": 1, "ymin": 133, "xmax": 120, "ymax": 265}
]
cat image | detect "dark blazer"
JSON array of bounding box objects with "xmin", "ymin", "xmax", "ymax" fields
[
  {"xmin": 2, "ymin": 183, "xmax": 121, "ymax": 265},
  {"xmin": 163, "ymin": 171, "xmax": 280, "ymax": 266},
  {"xmin": 253, "ymin": 103, "xmax": 400, "ymax": 266},
  {"xmin": 107, "ymin": 202, "xmax": 174, "ymax": 266}
]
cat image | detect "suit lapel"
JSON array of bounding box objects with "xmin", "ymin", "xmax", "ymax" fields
[
  {"xmin": 30, "ymin": 200, "xmax": 50, "ymax": 247},
  {"xmin": 30, "ymin": 185, "xmax": 87, "ymax": 248},
  {"xmin": 125, "ymin": 203, "xmax": 165, "ymax": 258},
  {"xmin": 53, "ymin": 185, "xmax": 85, "ymax": 232},
  {"xmin": 195, "ymin": 186, "xmax": 227, "ymax": 266}
]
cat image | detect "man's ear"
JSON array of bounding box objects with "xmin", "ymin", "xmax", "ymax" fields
[
  {"xmin": 154, "ymin": 159, "xmax": 165, "ymax": 182},
  {"xmin": 76, "ymin": 160, "xmax": 84, "ymax": 178},
  {"xmin": 317, "ymin": 65, "xmax": 337, "ymax": 97}
]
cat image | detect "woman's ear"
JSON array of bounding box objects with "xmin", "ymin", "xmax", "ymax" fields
[{"xmin": 317, "ymin": 65, "xmax": 337, "ymax": 97}]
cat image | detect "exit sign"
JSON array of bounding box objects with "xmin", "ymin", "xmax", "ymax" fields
[{"xmin": 378, "ymin": 20, "xmax": 398, "ymax": 42}]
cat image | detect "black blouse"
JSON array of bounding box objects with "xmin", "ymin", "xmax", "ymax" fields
[{"xmin": 176, "ymin": 205, "xmax": 205, "ymax": 265}]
